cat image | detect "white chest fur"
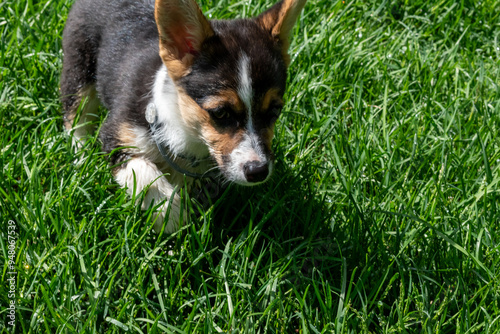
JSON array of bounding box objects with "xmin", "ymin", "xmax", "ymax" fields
[{"xmin": 151, "ymin": 67, "xmax": 209, "ymax": 159}]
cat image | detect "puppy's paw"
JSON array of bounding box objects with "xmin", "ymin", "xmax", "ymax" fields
[
  {"xmin": 152, "ymin": 195, "xmax": 186, "ymax": 234},
  {"xmin": 114, "ymin": 157, "xmax": 188, "ymax": 234}
]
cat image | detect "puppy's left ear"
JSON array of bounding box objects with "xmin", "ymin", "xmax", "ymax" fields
[{"xmin": 256, "ymin": 0, "xmax": 307, "ymax": 65}]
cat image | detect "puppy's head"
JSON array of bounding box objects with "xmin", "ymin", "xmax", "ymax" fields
[{"xmin": 155, "ymin": 0, "xmax": 306, "ymax": 185}]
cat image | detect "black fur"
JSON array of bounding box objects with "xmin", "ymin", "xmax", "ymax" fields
[{"xmin": 61, "ymin": 0, "xmax": 160, "ymax": 159}]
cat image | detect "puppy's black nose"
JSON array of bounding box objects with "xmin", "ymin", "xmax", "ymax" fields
[{"xmin": 243, "ymin": 161, "xmax": 269, "ymax": 183}]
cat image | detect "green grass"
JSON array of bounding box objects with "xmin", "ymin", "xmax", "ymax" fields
[{"xmin": 1, "ymin": 0, "xmax": 500, "ymax": 332}]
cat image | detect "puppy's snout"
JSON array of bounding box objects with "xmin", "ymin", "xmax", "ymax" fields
[{"xmin": 243, "ymin": 160, "xmax": 269, "ymax": 183}]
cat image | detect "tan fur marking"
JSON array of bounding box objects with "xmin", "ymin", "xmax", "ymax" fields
[
  {"xmin": 260, "ymin": 88, "xmax": 283, "ymax": 112},
  {"xmin": 201, "ymin": 89, "xmax": 245, "ymax": 114},
  {"xmin": 176, "ymin": 87, "xmax": 209, "ymax": 132},
  {"xmin": 201, "ymin": 96, "xmax": 224, "ymax": 111},
  {"xmin": 117, "ymin": 122, "xmax": 137, "ymax": 147},
  {"xmin": 204, "ymin": 126, "xmax": 246, "ymax": 162}
]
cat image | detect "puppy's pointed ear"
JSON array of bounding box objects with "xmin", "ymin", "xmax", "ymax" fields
[
  {"xmin": 155, "ymin": 0, "xmax": 214, "ymax": 80},
  {"xmin": 256, "ymin": 0, "xmax": 306, "ymax": 65}
]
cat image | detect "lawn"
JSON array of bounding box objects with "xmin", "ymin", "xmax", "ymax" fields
[{"xmin": 1, "ymin": 0, "xmax": 499, "ymax": 332}]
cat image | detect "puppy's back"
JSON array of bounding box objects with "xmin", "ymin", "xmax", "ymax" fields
[{"xmin": 61, "ymin": 0, "xmax": 160, "ymax": 129}]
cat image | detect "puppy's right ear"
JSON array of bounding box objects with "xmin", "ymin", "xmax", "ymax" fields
[
  {"xmin": 256, "ymin": 0, "xmax": 306, "ymax": 66},
  {"xmin": 155, "ymin": 0, "xmax": 214, "ymax": 80}
]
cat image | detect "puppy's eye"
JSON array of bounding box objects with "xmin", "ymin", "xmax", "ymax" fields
[
  {"xmin": 210, "ymin": 107, "xmax": 231, "ymax": 120},
  {"xmin": 208, "ymin": 107, "xmax": 233, "ymax": 124}
]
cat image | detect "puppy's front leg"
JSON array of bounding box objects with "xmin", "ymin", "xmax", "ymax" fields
[{"xmin": 114, "ymin": 156, "xmax": 183, "ymax": 233}]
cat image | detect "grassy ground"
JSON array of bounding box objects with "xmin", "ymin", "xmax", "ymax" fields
[{"xmin": 1, "ymin": 0, "xmax": 500, "ymax": 332}]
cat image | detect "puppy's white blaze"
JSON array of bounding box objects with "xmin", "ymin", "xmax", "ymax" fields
[
  {"xmin": 114, "ymin": 156, "xmax": 183, "ymax": 233},
  {"xmin": 237, "ymin": 53, "xmax": 254, "ymax": 132},
  {"xmin": 229, "ymin": 53, "xmax": 271, "ymax": 184},
  {"xmin": 152, "ymin": 66, "xmax": 208, "ymax": 159},
  {"xmin": 236, "ymin": 53, "xmax": 264, "ymax": 159}
]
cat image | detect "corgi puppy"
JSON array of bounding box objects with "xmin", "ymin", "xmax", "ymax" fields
[{"xmin": 61, "ymin": 0, "xmax": 306, "ymax": 233}]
